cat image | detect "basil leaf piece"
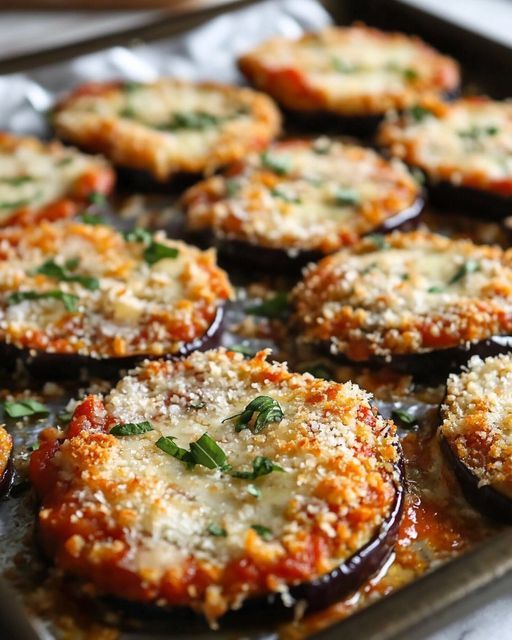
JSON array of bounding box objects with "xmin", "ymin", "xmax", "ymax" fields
[
  {"xmin": 448, "ymin": 260, "xmax": 480, "ymax": 285},
  {"xmin": 124, "ymin": 227, "xmax": 153, "ymax": 244},
  {"xmin": 207, "ymin": 523, "xmax": 227, "ymax": 537},
  {"xmin": 7, "ymin": 290, "xmax": 79, "ymax": 312},
  {"xmin": 230, "ymin": 455, "xmax": 284, "ymax": 480},
  {"xmin": 80, "ymin": 213, "xmax": 106, "ymax": 226},
  {"xmin": 155, "ymin": 435, "xmax": 193, "ymax": 463},
  {"xmin": 331, "ymin": 57, "xmax": 361, "ymax": 73},
  {"xmin": 246, "ymin": 292, "xmax": 289, "ymax": 319},
  {"xmin": 247, "ymin": 484, "xmax": 261, "ymax": 498},
  {"xmin": 260, "ymin": 151, "xmax": 291, "ymax": 176},
  {"xmin": 223, "ymin": 396, "xmax": 284, "ymax": 433},
  {"xmin": 251, "ymin": 524, "xmax": 273, "ymax": 541},
  {"xmin": 35, "ymin": 259, "xmax": 99, "ymax": 291},
  {"xmin": 189, "ymin": 433, "xmax": 229, "ymax": 470},
  {"xmin": 392, "ymin": 409, "xmax": 417, "ymax": 427},
  {"xmin": 428, "ymin": 285, "xmax": 444, "ymax": 294},
  {"xmin": 334, "ymin": 187, "xmax": 360, "ymax": 206},
  {"xmin": 458, "ymin": 126, "xmax": 499, "ymax": 139},
  {"xmin": 366, "ymin": 233, "xmax": 389, "ymax": 250},
  {"xmin": 164, "ymin": 111, "xmax": 221, "ymax": 131},
  {"xmin": 4, "ymin": 399, "xmax": 49, "ymax": 418},
  {"xmin": 230, "ymin": 343, "xmax": 257, "ymax": 358},
  {"xmin": 110, "ymin": 421, "xmax": 154, "ymax": 436},
  {"xmin": 57, "ymin": 410, "xmax": 74, "ymax": 424},
  {"xmin": 226, "ymin": 179, "xmax": 240, "ymax": 197},
  {"xmin": 271, "ymin": 187, "xmax": 302, "ymax": 204},
  {"xmin": 89, "ymin": 192, "xmax": 107, "ymax": 206},
  {"xmin": 0, "ymin": 175, "xmax": 34, "ymax": 185},
  {"xmin": 403, "ymin": 68, "xmax": 418, "ymax": 80},
  {"xmin": 407, "ymin": 105, "xmax": 433, "ymax": 123},
  {"xmin": 143, "ymin": 242, "xmax": 179, "ymax": 265},
  {"xmin": 0, "ymin": 196, "xmax": 38, "ymax": 210}
]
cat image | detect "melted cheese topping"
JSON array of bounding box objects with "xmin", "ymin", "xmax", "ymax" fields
[
  {"xmin": 292, "ymin": 230, "xmax": 512, "ymax": 360},
  {"xmin": 0, "ymin": 220, "xmax": 232, "ymax": 358},
  {"xmin": 53, "ymin": 80, "xmax": 281, "ymax": 181},
  {"xmin": 378, "ymin": 97, "xmax": 512, "ymax": 195},
  {"xmin": 239, "ymin": 26, "xmax": 459, "ymax": 116},
  {"xmin": 441, "ymin": 354, "xmax": 512, "ymax": 495},
  {"xmin": 183, "ymin": 138, "xmax": 421, "ymax": 254},
  {"xmin": 0, "ymin": 132, "xmax": 114, "ymax": 225},
  {"xmin": 32, "ymin": 349, "xmax": 400, "ymax": 621}
]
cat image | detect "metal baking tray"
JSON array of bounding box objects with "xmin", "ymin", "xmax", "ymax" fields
[{"xmin": 1, "ymin": 1, "xmax": 512, "ymax": 639}]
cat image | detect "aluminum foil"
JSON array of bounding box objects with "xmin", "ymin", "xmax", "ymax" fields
[{"xmin": 0, "ymin": 0, "xmax": 331, "ymax": 137}]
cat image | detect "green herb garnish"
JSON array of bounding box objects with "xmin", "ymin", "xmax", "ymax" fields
[
  {"xmin": 334, "ymin": 187, "xmax": 360, "ymax": 207},
  {"xmin": 458, "ymin": 126, "xmax": 499, "ymax": 139},
  {"xmin": 246, "ymin": 292, "xmax": 289, "ymax": 319},
  {"xmin": 79, "ymin": 212, "xmax": 106, "ymax": 226},
  {"xmin": 271, "ymin": 187, "xmax": 302, "ymax": 204},
  {"xmin": 251, "ymin": 524, "xmax": 273, "ymax": 541},
  {"xmin": 0, "ymin": 175, "xmax": 34, "ymax": 185},
  {"xmin": 260, "ymin": 151, "xmax": 291, "ymax": 176},
  {"xmin": 124, "ymin": 81, "xmax": 143, "ymax": 93},
  {"xmin": 0, "ymin": 196, "xmax": 39, "ymax": 210},
  {"xmin": 110, "ymin": 421, "xmax": 154, "ymax": 436},
  {"xmin": 448, "ymin": 259, "xmax": 480, "ymax": 285},
  {"xmin": 4, "ymin": 399, "xmax": 49, "ymax": 418},
  {"xmin": 7, "ymin": 290, "xmax": 79, "ymax": 312},
  {"xmin": 189, "ymin": 433, "xmax": 229, "ymax": 470},
  {"xmin": 247, "ymin": 484, "xmax": 261, "ymax": 498},
  {"xmin": 230, "ymin": 343, "xmax": 258, "ymax": 357},
  {"xmin": 143, "ymin": 242, "xmax": 179, "ymax": 265},
  {"xmin": 164, "ymin": 111, "xmax": 222, "ymax": 131},
  {"xmin": 331, "ymin": 57, "xmax": 361, "ymax": 73},
  {"xmin": 124, "ymin": 227, "xmax": 153, "ymax": 244},
  {"xmin": 230, "ymin": 455, "xmax": 284, "ymax": 479},
  {"xmin": 392, "ymin": 409, "xmax": 417, "ymax": 427},
  {"xmin": 88, "ymin": 192, "xmax": 107, "ymax": 206},
  {"xmin": 156, "ymin": 435, "xmax": 194, "ymax": 464},
  {"xmin": 207, "ymin": 523, "xmax": 227, "ymax": 537},
  {"xmin": 223, "ymin": 396, "xmax": 284, "ymax": 433},
  {"xmin": 366, "ymin": 233, "xmax": 389, "ymax": 250},
  {"xmin": 35, "ymin": 259, "xmax": 99, "ymax": 291},
  {"xmin": 427, "ymin": 285, "xmax": 444, "ymax": 293},
  {"xmin": 403, "ymin": 68, "xmax": 419, "ymax": 80},
  {"xmin": 226, "ymin": 179, "xmax": 240, "ymax": 197},
  {"xmin": 408, "ymin": 105, "xmax": 433, "ymax": 123}
]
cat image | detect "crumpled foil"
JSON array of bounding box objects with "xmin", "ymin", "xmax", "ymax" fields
[{"xmin": 0, "ymin": 0, "xmax": 331, "ymax": 137}]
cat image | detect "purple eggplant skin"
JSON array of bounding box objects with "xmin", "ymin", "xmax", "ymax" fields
[
  {"xmin": 440, "ymin": 436, "xmax": 512, "ymax": 523},
  {"xmin": 115, "ymin": 166, "xmax": 203, "ymax": 195},
  {"xmin": 212, "ymin": 193, "xmax": 425, "ymax": 273},
  {"xmin": 320, "ymin": 334, "xmax": 512, "ymax": 383},
  {"xmin": 105, "ymin": 458, "xmax": 404, "ymax": 628},
  {"xmin": 0, "ymin": 306, "xmax": 225, "ymax": 381},
  {"xmin": 426, "ymin": 180, "xmax": 512, "ymax": 220}
]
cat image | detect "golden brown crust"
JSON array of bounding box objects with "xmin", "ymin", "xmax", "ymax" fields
[
  {"xmin": 52, "ymin": 79, "xmax": 281, "ymax": 181},
  {"xmin": 239, "ymin": 26, "xmax": 459, "ymax": 117},
  {"xmin": 30, "ymin": 349, "xmax": 400, "ymax": 622},
  {"xmin": 292, "ymin": 230, "xmax": 512, "ymax": 361},
  {"xmin": 0, "ymin": 132, "xmax": 114, "ymax": 226},
  {"xmin": 0, "ymin": 220, "xmax": 232, "ymax": 359},
  {"xmin": 183, "ymin": 138, "xmax": 421, "ymax": 254},
  {"xmin": 377, "ymin": 97, "xmax": 512, "ymax": 196}
]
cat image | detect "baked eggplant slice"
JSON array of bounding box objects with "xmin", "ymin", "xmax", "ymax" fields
[
  {"xmin": 440, "ymin": 354, "xmax": 512, "ymax": 522},
  {"xmin": 0, "ymin": 220, "xmax": 232, "ymax": 366},
  {"xmin": 292, "ymin": 230, "xmax": 512, "ymax": 376},
  {"xmin": 239, "ymin": 26, "xmax": 459, "ymax": 133},
  {"xmin": 378, "ymin": 97, "xmax": 512, "ymax": 218},
  {"xmin": 0, "ymin": 426, "xmax": 13, "ymax": 497},
  {"xmin": 0, "ymin": 132, "xmax": 114, "ymax": 226},
  {"xmin": 30, "ymin": 349, "xmax": 403, "ymax": 625},
  {"xmin": 183, "ymin": 138, "xmax": 423, "ymax": 269},
  {"xmin": 52, "ymin": 80, "xmax": 281, "ymax": 182}
]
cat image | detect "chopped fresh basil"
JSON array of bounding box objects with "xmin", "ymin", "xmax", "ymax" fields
[
  {"xmin": 56, "ymin": 157, "xmax": 73, "ymax": 167},
  {"xmin": 449, "ymin": 260, "xmax": 480, "ymax": 285},
  {"xmin": 0, "ymin": 175, "xmax": 34, "ymax": 185},
  {"xmin": 4, "ymin": 399, "xmax": 49, "ymax": 418},
  {"xmin": 247, "ymin": 484, "xmax": 261, "ymax": 498},
  {"xmin": 392, "ymin": 409, "xmax": 417, "ymax": 427},
  {"xmin": 207, "ymin": 523, "xmax": 227, "ymax": 537},
  {"xmin": 57, "ymin": 409, "xmax": 74, "ymax": 424},
  {"xmin": 223, "ymin": 396, "xmax": 284, "ymax": 433},
  {"xmin": 88, "ymin": 192, "xmax": 107, "ymax": 206},
  {"xmin": 246, "ymin": 292, "xmax": 289, "ymax": 319},
  {"xmin": 226, "ymin": 179, "xmax": 240, "ymax": 198},
  {"xmin": 0, "ymin": 195, "xmax": 39, "ymax": 210},
  {"xmin": 271, "ymin": 187, "xmax": 302, "ymax": 204},
  {"xmin": 230, "ymin": 343, "xmax": 258, "ymax": 357},
  {"xmin": 428, "ymin": 285, "xmax": 444, "ymax": 293},
  {"xmin": 143, "ymin": 242, "xmax": 179, "ymax": 265},
  {"xmin": 331, "ymin": 57, "xmax": 361, "ymax": 73},
  {"xmin": 260, "ymin": 151, "xmax": 291, "ymax": 176},
  {"xmin": 156, "ymin": 435, "xmax": 194, "ymax": 463},
  {"xmin": 124, "ymin": 227, "xmax": 153, "ymax": 244},
  {"xmin": 28, "ymin": 441, "xmax": 40, "ymax": 452},
  {"xmin": 334, "ymin": 187, "xmax": 360, "ymax": 207},
  {"xmin": 79, "ymin": 212, "xmax": 106, "ymax": 226},
  {"xmin": 230, "ymin": 455, "xmax": 284, "ymax": 479},
  {"xmin": 164, "ymin": 111, "xmax": 222, "ymax": 131},
  {"xmin": 458, "ymin": 126, "xmax": 499, "ymax": 139},
  {"xmin": 7, "ymin": 290, "xmax": 79, "ymax": 312},
  {"xmin": 366, "ymin": 233, "xmax": 389, "ymax": 250},
  {"xmin": 403, "ymin": 68, "xmax": 419, "ymax": 80},
  {"xmin": 110, "ymin": 421, "xmax": 154, "ymax": 436},
  {"xmin": 189, "ymin": 433, "xmax": 229, "ymax": 470},
  {"xmin": 251, "ymin": 524, "xmax": 273, "ymax": 541},
  {"xmin": 35, "ymin": 258, "xmax": 99, "ymax": 291},
  {"xmin": 408, "ymin": 105, "xmax": 433, "ymax": 122}
]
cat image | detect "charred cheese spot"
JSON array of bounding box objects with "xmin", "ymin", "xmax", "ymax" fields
[
  {"xmin": 0, "ymin": 220, "xmax": 232, "ymax": 359},
  {"xmin": 292, "ymin": 230, "xmax": 512, "ymax": 361},
  {"xmin": 378, "ymin": 97, "xmax": 512, "ymax": 196},
  {"xmin": 183, "ymin": 138, "xmax": 421, "ymax": 255},
  {"xmin": 239, "ymin": 26, "xmax": 459, "ymax": 117},
  {"xmin": 30, "ymin": 349, "xmax": 401, "ymax": 622},
  {"xmin": 441, "ymin": 354, "xmax": 512, "ymax": 496},
  {"xmin": 0, "ymin": 132, "xmax": 114, "ymax": 226},
  {"xmin": 52, "ymin": 80, "xmax": 281, "ymax": 181}
]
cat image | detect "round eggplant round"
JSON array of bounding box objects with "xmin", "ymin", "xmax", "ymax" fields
[
  {"xmin": 0, "ymin": 426, "xmax": 13, "ymax": 498},
  {"xmin": 427, "ymin": 180, "xmax": 512, "ymax": 220},
  {"xmin": 0, "ymin": 306, "xmax": 225, "ymax": 381}
]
